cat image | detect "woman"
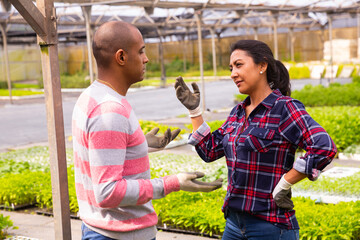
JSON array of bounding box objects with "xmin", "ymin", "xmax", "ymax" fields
[{"xmin": 174, "ymin": 40, "xmax": 337, "ymax": 239}]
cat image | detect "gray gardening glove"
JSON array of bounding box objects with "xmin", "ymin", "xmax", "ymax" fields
[
  {"xmin": 177, "ymin": 172, "xmax": 223, "ymax": 192},
  {"xmin": 272, "ymin": 174, "xmax": 294, "ymax": 210},
  {"xmin": 145, "ymin": 127, "xmax": 181, "ymax": 149},
  {"xmin": 174, "ymin": 76, "xmax": 200, "ymax": 110}
]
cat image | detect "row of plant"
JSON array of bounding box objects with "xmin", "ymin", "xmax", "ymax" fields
[
  {"xmin": 0, "ymin": 148, "xmax": 359, "ymax": 239},
  {"xmin": 291, "ymin": 77, "xmax": 360, "ymax": 107},
  {"xmin": 153, "ymin": 191, "xmax": 360, "ymax": 239}
]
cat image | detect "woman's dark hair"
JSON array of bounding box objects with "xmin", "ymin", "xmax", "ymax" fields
[{"xmin": 230, "ymin": 40, "xmax": 291, "ymax": 96}]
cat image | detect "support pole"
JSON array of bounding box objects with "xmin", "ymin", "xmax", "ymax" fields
[
  {"xmin": 196, "ymin": 11, "xmax": 206, "ymax": 112},
  {"xmin": 357, "ymin": 11, "xmax": 360, "ymax": 59},
  {"xmin": 209, "ymin": 27, "xmax": 217, "ymax": 81},
  {"xmin": 157, "ymin": 28, "xmax": 166, "ymax": 87},
  {"xmin": 273, "ymin": 15, "xmax": 279, "ymax": 59},
  {"xmin": 254, "ymin": 27, "xmax": 258, "ymax": 40},
  {"xmin": 183, "ymin": 32, "xmax": 188, "ymax": 73},
  {"xmin": 0, "ymin": 23, "xmax": 12, "ymax": 104},
  {"xmin": 81, "ymin": 6, "xmax": 94, "ymax": 83},
  {"xmin": 289, "ymin": 27, "xmax": 295, "ymax": 62},
  {"xmin": 328, "ymin": 14, "xmax": 334, "ymax": 83}
]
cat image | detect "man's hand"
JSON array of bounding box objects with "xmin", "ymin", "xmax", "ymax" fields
[
  {"xmin": 177, "ymin": 172, "xmax": 223, "ymax": 192},
  {"xmin": 272, "ymin": 174, "xmax": 294, "ymax": 210},
  {"xmin": 145, "ymin": 127, "xmax": 181, "ymax": 149},
  {"xmin": 175, "ymin": 76, "xmax": 200, "ymax": 111}
]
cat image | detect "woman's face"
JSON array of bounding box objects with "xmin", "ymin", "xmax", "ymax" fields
[{"xmin": 229, "ymin": 49, "xmax": 264, "ymax": 95}]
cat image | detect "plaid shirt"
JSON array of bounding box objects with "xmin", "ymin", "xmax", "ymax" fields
[{"xmin": 189, "ymin": 90, "xmax": 337, "ymax": 229}]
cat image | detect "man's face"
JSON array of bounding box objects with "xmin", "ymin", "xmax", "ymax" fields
[{"xmin": 126, "ymin": 28, "xmax": 149, "ymax": 85}]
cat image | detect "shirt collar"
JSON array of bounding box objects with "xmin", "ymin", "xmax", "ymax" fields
[{"xmin": 239, "ymin": 89, "xmax": 282, "ymax": 111}]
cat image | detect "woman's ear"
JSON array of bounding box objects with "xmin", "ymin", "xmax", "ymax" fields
[
  {"xmin": 115, "ymin": 49, "xmax": 126, "ymax": 65},
  {"xmin": 259, "ymin": 62, "xmax": 268, "ymax": 73}
]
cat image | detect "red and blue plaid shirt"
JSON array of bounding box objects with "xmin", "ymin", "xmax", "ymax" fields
[{"xmin": 188, "ymin": 89, "xmax": 337, "ymax": 229}]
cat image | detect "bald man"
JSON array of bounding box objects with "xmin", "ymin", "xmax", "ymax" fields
[{"xmin": 72, "ymin": 21, "xmax": 222, "ymax": 240}]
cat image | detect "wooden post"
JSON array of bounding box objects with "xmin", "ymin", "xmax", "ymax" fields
[
  {"xmin": 81, "ymin": 6, "xmax": 94, "ymax": 83},
  {"xmin": 196, "ymin": 11, "xmax": 206, "ymax": 112},
  {"xmin": 273, "ymin": 15, "xmax": 279, "ymax": 59},
  {"xmin": 328, "ymin": 14, "xmax": 334, "ymax": 83},
  {"xmin": 10, "ymin": 0, "xmax": 72, "ymax": 239},
  {"xmin": 157, "ymin": 28, "xmax": 166, "ymax": 87},
  {"xmin": 183, "ymin": 33, "xmax": 187, "ymax": 73},
  {"xmin": 357, "ymin": 11, "xmax": 360, "ymax": 59},
  {"xmin": 254, "ymin": 27, "xmax": 258, "ymax": 40},
  {"xmin": 209, "ymin": 27, "xmax": 217, "ymax": 81},
  {"xmin": 289, "ymin": 27, "xmax": 295, "ymax": 62},
  {"xmin": 0, "ymin": 23, "xmax": 12, "ymax": 103}
]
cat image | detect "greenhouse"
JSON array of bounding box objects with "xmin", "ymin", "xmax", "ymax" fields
[{"xmin": 0, "ymin": 0, "xmax": 359, "ymax": 239}]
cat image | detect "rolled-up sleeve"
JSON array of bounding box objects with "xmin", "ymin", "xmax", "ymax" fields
[
  {"xmin": 188, "ymin": 121, "xmax": 211, "ymax": 146},
  {"xmin": 279, "ymin": 99, "xmax": 337, "ymax": 180}
]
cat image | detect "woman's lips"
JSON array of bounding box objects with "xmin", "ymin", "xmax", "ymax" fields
[{"xmin": 234, "ymin": 80, "xmax": 243, "ymax": 88}]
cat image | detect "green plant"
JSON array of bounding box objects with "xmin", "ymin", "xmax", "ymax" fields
[
  {"xmin": 306, "ymin": 106, "xmax": 360, "ymax": 151},
  {"xmin": 0, "ymin": 214, "xmax": 17, "ymax": 239},
  {"xmin": 234, "ymin": 94, "xmax": 247, "ymax": 103},
  {"xmin": 295, "ymin": 198, "xmax": 360, "ymax": 240},
  {"xmin": 293, "ymin": 171, "xmax": 360, "ymax": 196},
  {"xmin": 38, "ymin": 72, "xmax": 90, "ymax": 89},
  {"xmin": 0, "ymin": 81, "xmax": 13, "ymax": 89},
  {"xmin": 289, "ymin": 65, "xmax": 311, "ymax": 79},
  {"xmin": 0, "ymin": 89, "xmax": 43, "ymax": 96},
  {"xmin": 139, "ymin": 120, "xmax": 187, "ymax": 140},
  {"xmin": 291, "ymin": 82, "xmax": 360, "ymax": 107}
]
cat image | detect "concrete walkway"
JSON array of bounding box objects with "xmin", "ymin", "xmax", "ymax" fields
[{"xmin": 1, "ymin": 210, "xmax": 215, "ymax": 240}]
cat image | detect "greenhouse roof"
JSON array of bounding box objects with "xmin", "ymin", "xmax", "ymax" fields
[{"xmin": 0, "ymin": 0, "xmax": 359, "ymax": 44}]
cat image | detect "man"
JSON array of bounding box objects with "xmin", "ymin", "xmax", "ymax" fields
[{"xmin": 72, "ymin": 21, "xmax": 222, "ymax": 240}]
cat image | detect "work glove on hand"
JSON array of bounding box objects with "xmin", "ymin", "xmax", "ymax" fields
[
  {"xmin": 177, "ymin": 171, "xmax": 223, "ymax": 192},
  {"xmin": 145, "ymin": 127, "xmax": 181, "ymax": 149},
  {"xmin": 174, "ymin": 76, "xmax": 202, "ymax": 117},
  {"xmin": 272, "ymin": 174, "xmax": 294, "ymax": 210}
]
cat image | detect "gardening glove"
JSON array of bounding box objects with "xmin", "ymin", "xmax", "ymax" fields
[
  {"xmin": 145, "ymin": 127, "xmax": 181, "ymax": 149},
  {"xmin": 272, "ymin": 174, "xmax": 294, "ymax": 210},
  {"xmin": 174, "ymin": 76, "xmax": 202, "ymax": 117},
  {"xmin": 177, "ymin": 171, "xmax": 223, "ymax": 192}
]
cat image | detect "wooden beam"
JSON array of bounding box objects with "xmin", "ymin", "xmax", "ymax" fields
[
  {"xmin": 9, "ymin": 0, "xmax": 46, "ymax": 36},
  {"xmin": 36, "ymin": 0, "xmax": 72, "ymax": 239}
]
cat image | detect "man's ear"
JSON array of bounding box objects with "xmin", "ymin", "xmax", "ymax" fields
[{"xmin": 115, "ymin": 49, "xmax": 126, "ymax": 65}]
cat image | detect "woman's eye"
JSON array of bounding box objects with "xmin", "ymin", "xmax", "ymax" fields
[{"xmin": 229, "ymin": 68, "xmax": 233, "ymax": 72}]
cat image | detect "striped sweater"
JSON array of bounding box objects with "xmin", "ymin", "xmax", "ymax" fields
[{"xmin": 72, "ymin": 81, "xmax": 180, "ymax": 239}]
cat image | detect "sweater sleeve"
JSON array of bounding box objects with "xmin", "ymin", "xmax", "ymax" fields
[{"xmin": 87, "ymin": 101, "xmax": 179, "ymax": 208}]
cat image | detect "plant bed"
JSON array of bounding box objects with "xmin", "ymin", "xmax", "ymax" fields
[{"xmin": 0, "ymin": 203, "xmax": 35, "ymax": 211}]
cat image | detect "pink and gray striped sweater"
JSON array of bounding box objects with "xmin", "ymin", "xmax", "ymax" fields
[{"xmin": 72, "ymin": 81, "xmax": 180, "ymax": 239}]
